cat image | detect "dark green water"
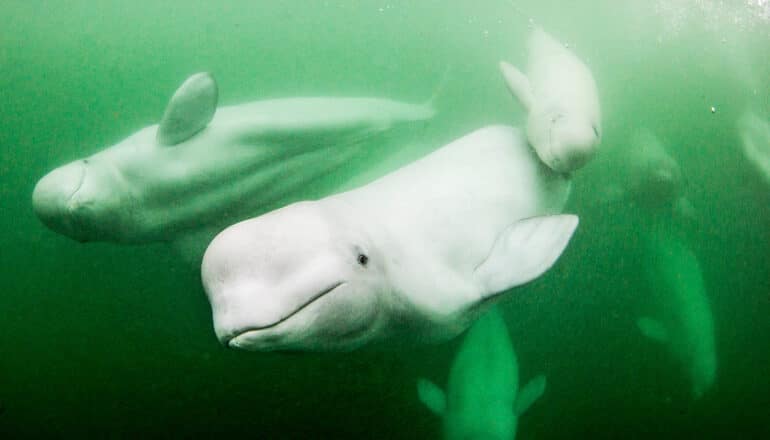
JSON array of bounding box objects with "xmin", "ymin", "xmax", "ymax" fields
[{"xmin": 1, "ymin": 1, "xmax": 769, "ymax": 437}]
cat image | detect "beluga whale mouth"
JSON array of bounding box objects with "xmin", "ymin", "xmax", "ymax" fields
[{"xmin": 224, "ymin": 281, "xmax": 345, "ymax": 348}]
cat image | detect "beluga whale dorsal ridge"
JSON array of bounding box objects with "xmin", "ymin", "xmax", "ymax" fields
[
  {"xmin": 32, "ymin": 72, "xmax": 437, "ymax": 261},
  {"xmin": 500, "ymin": 27, "xmax": 601, "ymax": 173},
  {"xmin": 202, "ymin": 125, "xmax": 578, "ymax": 351},
  {"xmin": 417, "ymin": 306, "xmax": 546, "ymax": 440}
]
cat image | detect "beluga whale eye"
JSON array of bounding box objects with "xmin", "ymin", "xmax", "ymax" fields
[
  {"xmin": 357, "ymin": 253, "xmax": 368, "ymax": 266},
  {"xmin": 592, "ymin": 124, "xmax": 600, "ymax": 138}
]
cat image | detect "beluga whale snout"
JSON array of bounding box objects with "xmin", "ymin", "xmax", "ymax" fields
[{"xmin": 202, "ymin": 125, "xmax": 578, "ymax": 351}]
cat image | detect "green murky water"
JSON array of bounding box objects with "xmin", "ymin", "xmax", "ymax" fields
[{"xmin": 1, "ymin": 1, "xmax": 769, "ymax": 437}]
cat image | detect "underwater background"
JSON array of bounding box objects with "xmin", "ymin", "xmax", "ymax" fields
[{"xmin": 1, "ymin": 0, "xmax": 769, "ymax": 437}]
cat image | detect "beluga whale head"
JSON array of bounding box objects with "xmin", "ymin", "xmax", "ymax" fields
[
  {"xmin": 32, "ymin": 72, "xmax": 218, "ymax": 243},
  {"xmin": 202, "ymin": 201, "xmax": 394, "ymax": 351}
]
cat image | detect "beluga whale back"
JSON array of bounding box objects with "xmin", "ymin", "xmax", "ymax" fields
[
  {"xmin": 201, "ymin": 125, "xmax": 578, "ymax": 351},
  {"xmin": 32, "ymin": 72, "xmax": 436, "ymax": 261},
  {"xmin": 500, "ymin": 27, "xmax": 601, "ymax": 173},
  {"xmin": 417, "ymin": 306, "xmax": 547, "ymax": 440}
]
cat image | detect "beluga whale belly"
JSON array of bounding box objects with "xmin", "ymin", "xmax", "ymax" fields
[
  {"xmin": 417, "ymin": 306, "xmax": 547, "ymax": 440},
  {"xmin": 500, "ymin": 27, "xmax": 601, "ymax": 173},
  {"xmin": 32, "ymin": 72, "xmax": 436, "ymax": 261},
  {"xmin": 201, "ymin": 125, "xmax": 578, "ymax": 351}
]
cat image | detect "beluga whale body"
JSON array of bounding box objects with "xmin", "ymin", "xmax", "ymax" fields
[
  {"xmin": 417, "ymin": 306, "xmax": 547, "ymax": 440},
  {"xmin": 202, "ymin": 125, "xmax": 577, "ymax": 351},
  {"xmin": 32, "ymin": 72, "xmax": 436, "ymax": 261},
  {"xmin": 500, "ymin": 27, "xmax": 601, "ymax": 173},
  {"xmin": 637, "ymin": 225, "xmax": 717, "ymax": 400}
]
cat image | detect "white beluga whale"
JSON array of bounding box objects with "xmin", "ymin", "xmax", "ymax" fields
[
  {"xmin": 201, "ymin": 125, "xmax": 577, "ymax": 351},
  {"xmin": 637, "ymin": 225, "xmax": 717, "ymax": 400},
  {"xmin": 32, "ymin": 72, "xmax": 436, "ymax": 260},
  {"xmin": 500, "ymin": 27, "xmax": 601, "ymax": 173},
  {"xmin": 417, "ymin": 306, "xmax": 546, "ymax": 440},
  {"xmin": 737, "ymin": 110, "xmax": 770, "ymax": 185}
]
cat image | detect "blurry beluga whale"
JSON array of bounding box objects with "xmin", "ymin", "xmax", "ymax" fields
[
  {"xmin": 202, "ymin": 125, "xmax": 577, "ymax": 351},
  {"xmin": 637, "ymin": 225, "xmax": 717, "ymax": 400},
  {"xmin": 499, "ymin": 27, "xmax": 601, "ymax": 173},
  {"xmin": 32, "ymin": 72, "xmax": 436, "ymax": 262},
  {"xmin": 737, "ymin": 110, "xmax": 770, "ymax": 185},
  {"xmin": 417, "ymin": 306, "xmax": 546, "ymax": 440},
  {"xmin": 599, "ymin": 129, "xmax": 695, "ymax": 220}
]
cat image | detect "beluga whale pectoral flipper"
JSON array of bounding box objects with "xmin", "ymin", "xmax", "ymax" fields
[
  {"xmin": 202, "ymin": 125, "xmax": 578, "ymax": 351},
  {"xmin": 500, "ymin": 27, "xmax": 602, "ymax": 173},
  {"xmin": 416, "ymin": 306, "xmax": 547, "ymax": 439},
  {"xmin": 32, "ymin": 72, "xmax": 438, "ymax": 262}
]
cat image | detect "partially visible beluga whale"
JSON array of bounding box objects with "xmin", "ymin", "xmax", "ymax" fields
[
  {"xmin": 417, "ymin": 306, "xmax": 547, "ymax": 440},
  {"xmin": 737, "ymin": 110, "xmax": 770, "ymax": 186},
  {"xmin": 599, "ymin": 129, "xmax": 695, "ymax": 220},
  {"xmin": 499, "ymin": 27, "xmax": 601, "ymax": 173},
  {"xmin": 637, "ymin": 225, "xmax": 717, "ymax": 400},
  {"xmin": 201, "ymin": 125, "xmax": 577, "ymax": 351},
  {"xmin": 32, "ymin": 72, "xmax": 436, "ymax": 261}
]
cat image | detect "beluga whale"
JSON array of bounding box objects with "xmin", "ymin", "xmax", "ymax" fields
[
  {"xmin": 417, "ymin": 306, "xmax": 547, "ymax": 440},
  {"xmin": 598, "ymin": 129, "xmax": 695, "ymax": 220},
  {"xmin": 637, "ymin": 224, "xmax": 717, "ymax": 400},
  {"xmin": 499, "ymin": 27, "xmax": 601, "ymax": 173},
  {"xmin": 201, "ymin": 125, "xmax": 578, "ymax": 351},
  {"xmin": 32, "ymin": 72, "xmax": 437, "ymax": 261}
]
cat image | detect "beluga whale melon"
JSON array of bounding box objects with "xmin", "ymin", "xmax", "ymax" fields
[
  {"xmin": 500, "ymin": 27, "xmax": 601, "ymax": 173},
  {"xmin": 201, "ymin": 125, "xmax": 578, "ymax": 351},
  {"xmin": 31, "ymin": 72, "xmax": 437, "ymax": 261},
  {"xmin": 417, "ymin": 306, "xmax": 547, "ymax": 440}
]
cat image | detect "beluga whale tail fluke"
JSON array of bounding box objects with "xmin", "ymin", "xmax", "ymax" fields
[
  {"xmin": 500, "ymin": 27, "xmax": 601, "ymax": 173},
  {"xmin": 32, "ymin": 71, "xmax": 437, "ymax": 262},
  {"xmin": 202, "ymin": 125, "xmax": 577, "ymax": 352},
  {"xmin": 416, "ymin": 306, "xmax": 547, "ymax": 439}
]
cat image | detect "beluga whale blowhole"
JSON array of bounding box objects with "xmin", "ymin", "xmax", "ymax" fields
[
  {"xmin": 202, "ymin": 125, "xmax": 578, "ymax": 351},
  {"xmin": 500, "ymin": 27, "xmax": 602, "ymax": 173},
  {"xmin": 32, "ymin": 72, "xmax": 437, "ymax": 261}
]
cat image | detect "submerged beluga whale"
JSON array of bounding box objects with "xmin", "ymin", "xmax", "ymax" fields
[
  {"xmin": 202, "ymin": 125, "xmax": 577, "ymax": 351},
  {"xmin": 599, "ymin": 129, "xmax": 695, "ymax": 219},
  {"xmin": 499, "ymin": 27, "xmax": 601, "ymax": 173},
  {"xmin": 417, "ymin": 306, "xmax": 547, "ymax": 440},
  {"xmin": 637, "ymin": 225, "xmax": 717, "ymax": 400},
  {"xmin": 32, "ymin": 72, "xmax": 436, "ymax": 261}
]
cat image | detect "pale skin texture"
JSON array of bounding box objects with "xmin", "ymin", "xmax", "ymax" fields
[
  {"xmin": 417, "ymin": 306, "xmax": 547, "ymax": 440},
  {"xmin": 31, "ymin": 73, "xmax": 435, "ymax": 262},
  {"xmin": 202, "ymin": 125, "xmax": 577, "ymax": 352},
  {"xmin": 500, "ymin": 27, "xmax": 601, "ymax": 173}
]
